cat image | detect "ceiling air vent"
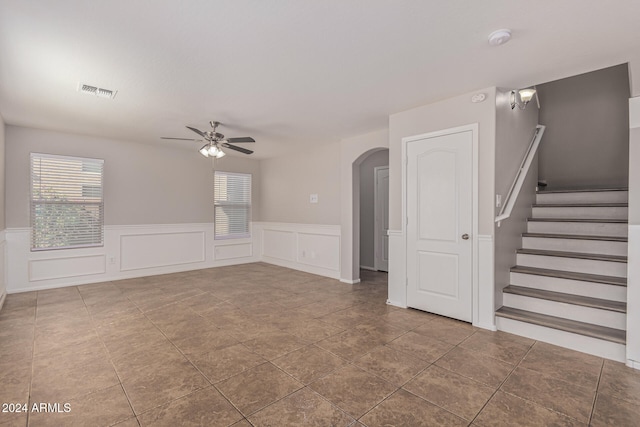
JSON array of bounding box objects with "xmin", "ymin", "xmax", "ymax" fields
[{"xmin": 78, "ymin": 83, "xmax": 117, "ymax": 99}]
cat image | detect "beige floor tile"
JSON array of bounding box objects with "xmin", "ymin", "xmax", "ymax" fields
[
  {"xmin": 30, "ymin": 352, "xmax": 120, "ymax": 404},
  {"xmin": 459, "ymin": 330, "xmax": 533, "ymax": 364},
  {"xmin": 242, "ymin": 330, "xmax": 306, "ymax": 360},
  {"xmin": 121, "ymin": 359, "xmax": 209, "ymax": 415},
  {"xmin": 518, "ymin": 341, "xmax": 603, "ymax": 391},
  {"xmin": 591, "ymin": 393, "xmax": 640, "ymax": 427},
  {"xmin": 171, "ymin": 325, "xmax": 238, "ymax": 357},
  {"xmin": 273, "ymin": 345, "xmax": 347, "ymax": 384},
  {"xmin": 216, "ymin": 362, "xmax": 303, "ymax": 416},
  {"xmin": 360, "ymin": 389, "xmax": 467, "ymax": 427},
  {"xmin": 412, "ymin": 316, "xmax": 476, "ymax": 345},
  {"xmin": 501, "ymin": 366, "xmax": 595, "ymax": 423},
  {"xmin": 309, "ymin": 364, "xmax": 397, "ymax": 419},
  {"xmin": 386, "ymin": 331, "xmax": 454, "ymax": 363},
  {"xmin": 189, "ymin": 343, "xmax": 266, "ymax": 383},
  {"xmin": 435, "ymin": 346, "xmax": 514, "ymax": 388},
  {"xmin": 137, "ymin": 386, "xmax": 243, "ymax": 427},
  {"xmin": 316, "ymin": 329, "xmax": 383, "ymax": 361},
  {"xmin": 354, "ymin": 345, "xmax": 429, "ymax": 386},
  {"xmin": 474, "ymin": 391, "xmax": 584, "ymax": 427},
  {"xmin": 278, "ymin": 318, "xmax": 344, "ymax": 343},
  {"xmin": 403, "ymin": 365, "xmax": 495, "ymax": 421},
  {"xmin": 248, "ymin": 387, "xmax": 355, "ymax": 427},
  {"xmin": 28, "ymin": 384, "xmax": 134, "ymax": 427},
  {"xmin": 598, "ymin": 360, "xmax": 640, "ymax": 406}
]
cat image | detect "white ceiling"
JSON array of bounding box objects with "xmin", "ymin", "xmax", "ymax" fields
[{"xmin": 1, "ymin": 0, "xmax": 639, "ymax": 158}]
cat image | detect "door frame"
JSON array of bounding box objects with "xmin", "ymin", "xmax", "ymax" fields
[
  {"xmin": 401, "ymin": 123, "xmax": 480, "ymax": 325},
  {"xmin": 373, "ymin": 165, "xmax": 389, "ymax": 272}
]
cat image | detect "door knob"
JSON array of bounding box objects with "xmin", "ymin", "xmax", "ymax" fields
[{"xmin": 461, "ymin": 234, "xmax": 470, "ymax": 240}]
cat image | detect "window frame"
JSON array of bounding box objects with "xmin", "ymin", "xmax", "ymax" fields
[
  {"xmin": 30, "ymin": 152, "xmax": 105, "ymax": 251},
  {"xmin": 213, "ymin": 170, "xmax": 252, "ymax": 240}
]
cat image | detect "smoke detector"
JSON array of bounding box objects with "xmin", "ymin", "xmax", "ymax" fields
[
  {"xmin": 78, "ymin": 83, "xmax": 117, "ymax": 99},
  {"xmin": 488, "ymin": 29, "xmax": 512, "ymax": 46}
]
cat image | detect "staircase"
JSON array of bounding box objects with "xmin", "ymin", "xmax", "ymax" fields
[{"xmin": 496, "ymin": 188, "xmax": 628, "ymax": 362}]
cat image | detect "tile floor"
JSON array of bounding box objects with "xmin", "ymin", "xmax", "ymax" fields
[{"xmin": 0, "ymin": 263, "xmax": 639, "ymax": 426}]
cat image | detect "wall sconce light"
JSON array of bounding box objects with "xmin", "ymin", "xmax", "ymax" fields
[{"xmin": 510, "ymin": 88, "xmax": 537, "ymax": 110}]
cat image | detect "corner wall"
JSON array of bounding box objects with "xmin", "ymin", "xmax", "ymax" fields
[
  {"xmin": 627, "ymin": 97, "xmax": 640, "ymax": 367},
  {"xmin": 493, "ymin": 89, "xmax": 539, "ymax": 308},
  {"xmin": 0, "ymin": 113, "xmax": 6, "ymax": 308}
]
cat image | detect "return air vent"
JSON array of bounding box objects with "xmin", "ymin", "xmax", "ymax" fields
[{"xmin": 78, "ymin": 83, "xmax": 117, "ymax": 99}]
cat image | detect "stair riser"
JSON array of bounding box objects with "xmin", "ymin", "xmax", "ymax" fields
[
  {"xmin": 502, "ymin": 293, "xmax": 626, "ymax": 330},
  {"xmin": 516, "ymin": 254, "xmax": 627, "ymax": 278},
  {"xmin": 527, "ymin": 221, "xmax": 627, "ymax": 237},
  {"xmin": 532, "ymin": 206, "xmax": 628, "ymax": 220},
  {"xmin": 496, "ymin": 317, "xmax": 625, "ymax": 362},
  {"xmin": 536, "ymin": 191, "xmax": 628, "ymax": 204},
  {"xmin": 522, "ymin": 237, "xmax": 627, "ymax": 257},
  {"xmin": 510, "ymin": 272, "xmax": 627, "ymax": 302}
]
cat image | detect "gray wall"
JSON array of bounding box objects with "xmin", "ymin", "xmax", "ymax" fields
[
  {"xmin": 538, "ymin": 64, "xmax": 630, "ymax": 189},
  {"xmin": 359, "ymin": 150, "xmax": 388, "ymax": 269},
  {"xmin": 5, "ymin": 126, "xmax": 260, "ymax": 227},
  {"xmin": 259, "ymin": 142, "xmax": 341, "ymax": 225},
  {"xmin": 494, "ymin": 89, "xmax": 540, "ymax": 307}
]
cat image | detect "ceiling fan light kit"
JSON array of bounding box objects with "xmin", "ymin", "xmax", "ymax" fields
[{"xmin": 162, "ymin": 121, "xmax": 255, "ymax": 158}]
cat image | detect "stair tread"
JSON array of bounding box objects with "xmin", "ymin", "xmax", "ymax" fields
[
  {"xmin": 528, "ymin": 218, "xmax": 628, "ymax": 223},
  {"xmin": 510, "ymin": 266, "xmax": 627, "ymax": 286},
  {"xmin": 517, "ymin": 248, "xmax": 627, "ymax": 262},
  {"xmin": 532, "ymin": 203, "xmax": 628, "ymax": 207},
  {"xmin": 522, "ymin": 233, "xmax": 627, "ymax": 242},
  {"xmin": 495, "ymin": 307, "xmax": 626, "ymax": 344},
  {"xmin": 503, "ymin": 285, "xmax": 626, "ymax": 312},
  {"xmin": 537, "ymin": 188, "xmax": 628, "ymax": 194}
]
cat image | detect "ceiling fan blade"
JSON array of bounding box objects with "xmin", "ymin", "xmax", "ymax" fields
[
  {"xmin": 161, "ymin": 137, "xmax": 202, "ymax": 141},
  {"xmin": 221, "ymin": 143, "xmax": 253, "ymax": 155},
  {"xmin": 186, "ymin": 126, "xmax": 207, "ymax": 138},
  {"xmin": 226, "ymin": 136, "xmax": 255, "ymax": 143}
]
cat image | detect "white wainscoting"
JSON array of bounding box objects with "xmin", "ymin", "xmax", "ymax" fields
[
  {"xmin": 627, "ymin": 224, "xmax": 640, "ymax": 367},
  {"xmin": 5, "ymin": 223, "xmax": 259, "ymax": 293},
  {"xmin": 387, "ymin": 230, "xmax": 407, "ymax": 308},
  {"xmin": 477, "ymin": 235, "xmax": 496, "ymax": 331},
  {"xmin": 120, "ymin": 231, "xmax": 205, "ymax": 271},
  {"xmin": 254, "ymin": 222, "xmax": 341, "ymax": 279}
]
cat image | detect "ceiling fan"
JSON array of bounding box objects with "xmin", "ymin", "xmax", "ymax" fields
[{"xmin": 162, "ymin": 121, "xmax": 255, "ymax": 158}]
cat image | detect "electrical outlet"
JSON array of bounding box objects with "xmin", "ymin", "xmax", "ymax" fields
[
  {"xmin": 310, "ymin": 194, "xmax": 318, "ymax": 204},
  {"xmin": 496, "ymin": 194, "xmax": 502, "ymax": 208},
  {"xmin": 109, "ymin": 257, "xmax": 116, "ymax": 265}
]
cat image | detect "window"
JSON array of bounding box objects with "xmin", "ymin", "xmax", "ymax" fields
[
  {"xmin": 214, "ymin": 171, "xmax": 251, "ymax": 239},
  {"xmin": 30, "ymin": 153, "xmax": 104, "ymax": 250}
]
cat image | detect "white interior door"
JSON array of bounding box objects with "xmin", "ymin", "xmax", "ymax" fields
[
  {"xmin": 374, "ymin": 166, "xmax": 389, "ymax": 272},
  {"xmin": 406, "ymin": 129, "xmax": 473, "ymax": 322}
]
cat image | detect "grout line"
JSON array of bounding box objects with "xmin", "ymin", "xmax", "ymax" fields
[{"xmin": 589, "ymin": 359, "xmax": 605, "ymax": 425}]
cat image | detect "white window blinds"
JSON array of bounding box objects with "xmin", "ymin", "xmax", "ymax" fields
[
  {"xmin": 214, "ymin": 171, "xmax": 251, "ymax": 239},
  {"xmin": 30, "ymin": 153, "xmax": 104, "ymax": 250}
]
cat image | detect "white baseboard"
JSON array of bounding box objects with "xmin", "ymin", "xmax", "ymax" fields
[
  {"xmin": 360, "ymin": 265, "xmax": 377, "ymax": 271},
  {"xmin": 386, "ymin": 299, "xmax": 407, "ymax": 308},
  {"xmin": 340, "ymin": 278, "xmax": 361, "ymax": 284},
  {"xmin": 0, "ymin": 291, "xmax": 6, "ymax": 312}
]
